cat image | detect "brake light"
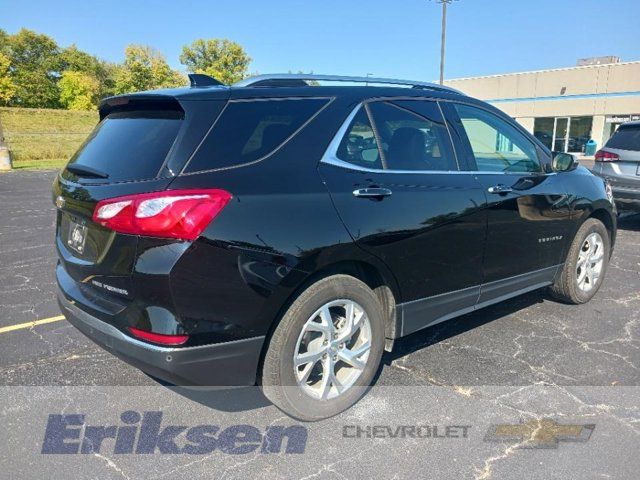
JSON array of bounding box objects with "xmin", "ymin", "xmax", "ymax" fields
[
  {"xmin": 93, "ymin": 189, "xmax": 232, "ymax": 240},
  {"xmin": 594, "ymin": 150, "xmax": 619, "ymax": 162},
  {"xmin": 128, "ymin": 327, "xmax": 189, "ymax": 346}
]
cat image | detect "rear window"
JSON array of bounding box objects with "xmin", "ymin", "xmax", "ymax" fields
[
  {"xmin": 184, "ymin": 98, "xmax": 329, "ymax": 173},
  {"xmin": 606, "ymin": 125, "xmax": 640, "ymax": 151},
  {"xmin": 64, "ymin": 110, "xmax": 182, "ymax": 183}
]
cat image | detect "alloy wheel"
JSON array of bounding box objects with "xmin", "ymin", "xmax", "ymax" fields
[
  {"xmin": 576, "ymin": 232, "xmax": 605, "ymax": 292},
  {"xmin": 293, "ymin": 299, "xmax": 372, "ymax": 400}
]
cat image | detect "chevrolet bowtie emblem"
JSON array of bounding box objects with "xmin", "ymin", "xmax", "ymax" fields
[{"xmin": 484, "ymin": 418, "xmax": 595, "ymax": 449}]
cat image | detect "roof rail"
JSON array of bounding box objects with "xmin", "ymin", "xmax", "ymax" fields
[{"xmin": 233, "ymin": 74, "xmax": 462, "ymax": 94}]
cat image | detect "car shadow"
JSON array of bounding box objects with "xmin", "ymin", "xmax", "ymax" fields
[
  {"xmin": 375, "ymin": 289, "xmax": 545, "ymax": 379},
  {"xmin": 164, "ymin": 289, "xmax": 548, "ymax": 413},
  {"xmin": 163, "ymin": 385, "xmax": 272, "ymax": 413}
]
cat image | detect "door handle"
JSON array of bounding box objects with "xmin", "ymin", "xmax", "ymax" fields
[
  {"xmin": 487, "ymin": 184, "xmax": 513, "ymax": 194},
  {"xmin": 352, "ymin": 187, "xmax": 393, "ymax": 198}
]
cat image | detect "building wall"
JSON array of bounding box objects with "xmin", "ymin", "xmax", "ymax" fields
[{"xmin": 444, "ymin": 61, "xmax": 640, "ymax": 151}]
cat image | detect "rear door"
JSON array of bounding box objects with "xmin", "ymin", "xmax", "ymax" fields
[
  {"xmin": 443, "ymin": 102, "xmax": 573, "ymax": 302},
  {"xmin": 319, "ymin": 98, "xmax": 487, "ymax": 335}
]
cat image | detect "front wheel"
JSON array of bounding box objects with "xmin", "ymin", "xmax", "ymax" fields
[
  {"xmin": 550, "ymin": 218, "xmax": 610, "ymax": 304},
  {"xmin": 261, "ymin": 275, "xmax": 385, "ymax": 421}
]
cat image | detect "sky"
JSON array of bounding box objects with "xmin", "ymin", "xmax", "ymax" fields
[{"xmin": 2, "ymin": 0, "xmax": 640, "ymax": 81}]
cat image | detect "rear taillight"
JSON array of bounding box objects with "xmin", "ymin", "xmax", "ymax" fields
[
  {"xmin": 93, "ymin": 189, "xmax": 232, "ymax": 240},
  {"xmin": 128, "ymin": 327, "xmax": 189, "ymax": 346},
  {"xmin": 594, "ymin": 150, "xmax": 619, "ymax": 162}
]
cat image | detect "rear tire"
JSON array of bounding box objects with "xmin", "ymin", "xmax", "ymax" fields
[
  {"xmin": 261, "ymin": 275, "xmax": 385, "ymax": 421},
  {"xmin": 550, "ymin": 218, "xmax": 610, "ymax": 304}
]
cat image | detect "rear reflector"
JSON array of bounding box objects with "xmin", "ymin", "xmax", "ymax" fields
[
  {"xmin": 594, "ymin": 150, "xmax": 619, "ymax": 162},
  {"xmin": 128, "ymin": 327, "xmax": 189, "ymax": 346},
  {"xmin": 93, "ymin": 189, "xmax": 232, "ymax": 240}
]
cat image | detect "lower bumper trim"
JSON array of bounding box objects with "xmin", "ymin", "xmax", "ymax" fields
[{"xmin": 57, "ymin": 288, "xmax": 265, "ymax": 387}]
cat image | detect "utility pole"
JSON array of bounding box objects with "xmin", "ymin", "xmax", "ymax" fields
[{"xmin": 432, "ymin": 0, "xmax": 456, "ymax": 85}]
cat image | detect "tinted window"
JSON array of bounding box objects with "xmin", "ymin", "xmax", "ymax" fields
[
  {"xmin": 336, "ymin": 108, "xmax": 382, "ymax": 169},
  {"xmin": 606, "ymin": 125, "xmax": 640, "ymax": 151},
  {"xmin": 65, "ymin": 110, "xmax": 182, "ymax": 182},
  {"xmin": 454, "ymin": 104, "xmax": 541, "ymax": 173},
  {"xmin": 369, "ymin": 101, "xmax": 456, "ymax": 171},
  {"xmin": 185, "ymin": 98, "xmax": 329, "ymax": 172}
]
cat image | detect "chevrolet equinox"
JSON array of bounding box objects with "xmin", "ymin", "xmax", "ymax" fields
[{"xmin": 54, "ymin": 74, "xmax": 617, "ymax": 420}]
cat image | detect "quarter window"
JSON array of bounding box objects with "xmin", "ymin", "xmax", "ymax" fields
[
  {"xmin": 454, "ymin": 104, "xmax": 541, "ymax": 173},
  {"xmin": 185, "ymin": 98, "xmax": 329, "ymax": 172}
]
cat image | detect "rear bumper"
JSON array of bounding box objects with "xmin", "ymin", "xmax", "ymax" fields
[
  {"xmin": 57, "ymin": 287, "xmax": 265, "ymax": 386},
  {"xmin": 590, "ymin": 168, "xmax": 640, "ymax": 210},
  {"xmin": 612, "ymin": 186, "xmax": 640, "ymax": 209}
]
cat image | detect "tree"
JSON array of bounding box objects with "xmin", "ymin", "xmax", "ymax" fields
[
  {"xmin": 114, "ymin": 44, "xmax": 186, "ymax": 94},
  {"xmin": 180, "ymin": 39, "xmax": 250, "ymax": 84},
  {"xmin": 0, "ymin": 52, "xmax": 16, "ymax": 105},
  {"xmin": 58, "ymin": 70, "xmax": 99, "ymax": 110},
  {"xmin": 60, "ymin": 44, "xmax": 117, "ymax": 99},
  {"xmin": 3, "ymin": 28, "xmax": 61, "ymax": 108}
]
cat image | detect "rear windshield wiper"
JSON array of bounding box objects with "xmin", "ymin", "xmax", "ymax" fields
[{"xmin": 66, "ymin": 164, "xmax": 110, "ymax": 179}]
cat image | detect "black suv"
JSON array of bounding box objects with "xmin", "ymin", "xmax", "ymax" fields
[{"xmin": 54, "ymin": 74, "xmax": 616, "ymax": 420}]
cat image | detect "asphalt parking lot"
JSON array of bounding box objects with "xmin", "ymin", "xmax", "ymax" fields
[{"xmin": 1, "ymin": 169, "xmax": 639, "ymax": 479}]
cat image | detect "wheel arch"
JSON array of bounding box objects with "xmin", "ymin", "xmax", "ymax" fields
[
  {"xmin": 255, "ymin": 258, "xmax": 401, "ymax": 384},
  {"xmin": 588, "ymin": 207, "xmax": 616, "ymax": 253}
]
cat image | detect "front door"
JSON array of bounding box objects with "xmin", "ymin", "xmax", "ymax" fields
[
  {"xmin": 319, "ymin": 99, "xmax": 487, "ymax": 335},
  {"xmin": 445, "ymin": 102, "xmax": 573, "ymax": 303}
]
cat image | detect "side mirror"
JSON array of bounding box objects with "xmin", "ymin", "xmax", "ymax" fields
[{"xmin": 552, "ymin": 152, "xmax": 579, "ymax": 172}]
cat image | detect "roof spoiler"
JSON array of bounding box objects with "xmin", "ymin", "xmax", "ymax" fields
[
  {"xmin": 98, "ymin": 95, "xmax": 184, "ymax": 120},
  {"xmin": 188, "ymin": 73, "xmax": 224, "ymax": 87}
]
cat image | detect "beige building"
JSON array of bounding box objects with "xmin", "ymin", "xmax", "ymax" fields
[{"xmin": 444, "ymin": 57, "xmax": 640, "ymax": 154}]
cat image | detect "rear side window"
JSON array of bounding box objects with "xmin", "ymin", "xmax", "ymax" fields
[
  {"xmin": 65, "ymin": 110, "xmax": 182, "ymax": 183},
  {"xmin": 606, "ymin": 125, "xmax": 640, "ymax": 151},
  {"xmin": 185, "ymin": 98, "xmax": 329, "ymax": 172},
  {"xmin": 336, "ymin": 100, "xmax": 456, "ymax": 171},
  {"xmin": 368, "ymin": 101, "xmax": 456, "ymax": 171}
]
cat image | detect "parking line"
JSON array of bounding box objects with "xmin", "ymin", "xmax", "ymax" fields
[{"xmin": 0, "ymin": 315, "xmax": 66, "ymax": 334}]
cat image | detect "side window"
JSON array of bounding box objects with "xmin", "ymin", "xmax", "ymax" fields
[
  {"xmin": 336, "ymin": 108, "xmax": 382, "ymax": 169},
  {"xmin": 185, "ymin": 98, "xmax": 329, "ymax": 172},
  {"xmin": 368, "ymin": 101, "xmax": 456, "ymax": 171},
  {"xmin": 454, "ymin": 104, "xmax": 541, "ymax": 173}
]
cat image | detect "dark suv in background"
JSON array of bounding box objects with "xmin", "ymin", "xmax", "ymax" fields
[
  {"xmin": 54, "ymin": 74, "xmax": 616, "ymax": 420},
  {"xmin": 592, "ymin": 121, "xmax": 640, "ymax": 212}
]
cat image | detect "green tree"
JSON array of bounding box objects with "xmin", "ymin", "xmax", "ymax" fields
[
  {"xmin": 0, "ymin": 52, "xmax": 16, "ymax": 104},
  {"xmin": 179, "ymin": 39, "xmax": 250, "ymax": 84},
  {"xmin": 58, "ymin": 70, "xmax": 99, "ymax": 110},
  {"xmin": 3, "ymin": 28, "xmax": 61, "ymax": 107},
  {"xmin": 114, "ymin": 45, "xmax": 186, "ymax": 94},
  {"xmin": 60, "ymin": 44, "xmax": 117, "ymax": 99}
]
